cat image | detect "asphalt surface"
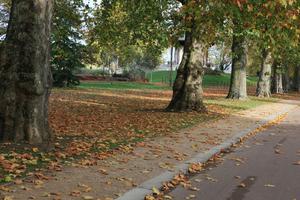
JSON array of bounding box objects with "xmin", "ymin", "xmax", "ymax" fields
[{"xmin": 168, "ymin": 106, "xmax": 300, "ymax": 200}]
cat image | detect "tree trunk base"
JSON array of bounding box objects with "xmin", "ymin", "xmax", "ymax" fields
[
  {"xmin": 166, "ymin": 18, "xmax": 206, "ymax": 113},
  {"xmin": 226, "ymin": 93, "xmax": 248, "ymax": 100},
  {"xmin": 166, "ymin": 96, "xmax": 206, "ymax": 112},
  {"xmin": 256, "ymin": 91, "xmax": 271, "ymax": 98}
]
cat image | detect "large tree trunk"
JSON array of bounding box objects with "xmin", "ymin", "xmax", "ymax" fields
[
  {"xmin": 256, "ymin": 49, "xmax": 272, "ymax": 97},
  {"xmin": 166, "ymin": 14, "xmax": 205, "ymax": 112},
  {"xmin": 0, "ymin": 0, "xmax": 53, "ymax": 144},
  {"xmin": 227, "ymin": 33, "xmax": 248, "ymax": 99}
]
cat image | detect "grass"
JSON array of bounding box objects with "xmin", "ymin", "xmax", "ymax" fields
[
  {"xmin": 78, "ymin": 81, "xmax": 171, "ymax": 90},
  {"xmin": 78, "ymin": 72, "xmax": 258, "ymax": 91},
  {"xmin": 205, "ymin": 97, "xmax": 278, "ymax": 111},
  {"xmin": 146, "ymin": 70, "xmax": 258, "ymax": 87}
]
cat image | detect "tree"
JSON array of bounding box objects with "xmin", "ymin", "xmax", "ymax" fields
[
  {"xmin": 0, "ymin": 0, "xmax": 53, "ymax": 144},
  {"xmin": 227, "ymin": 26, "xmax": 248, "ymax": 99},
  {"xmin": 256, "ymin": 49, "xmax": 272, "ymax": 97},
  {"xmin": 89, "ymin": 0, "xmax": 224, "ymax": 111},
  {"xmin": 223, "ymin": 2, "xmax": 252, "ymax": 99},
  {"xmin": 255, "ymin": 1, "xmax": 299, "ymax": 97},
  {"xmin": 51, "ymin": 0, "xmax": 86, "ymax": 87},
  {"xmin": 87, "ymin": 0, "xmax": 170, "ymax": 74},
  {"xmin": 224, "ymin": 1, "xmax": 299, "ymax": 98},
  {"xmin": 166, "ymin": 0, "xmax": 208, "ymax": 111}
]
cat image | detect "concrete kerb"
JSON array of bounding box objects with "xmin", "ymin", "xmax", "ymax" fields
[{"xmin": 116, "ymin": 105, "xmax": 296, "ymax": 200}]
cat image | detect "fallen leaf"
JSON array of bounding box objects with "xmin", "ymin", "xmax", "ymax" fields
[
  {"xmin": 264, "ymin": 184, "xmax": 275, "ymax": 188},
  {"xmin": 82, "ymin": 196, "xmax": 94, "ymax": 200},
  {"xmin": 293, "ymin": 161, "xmax": 300, "ymax": 165},
  {"xmin": 274, "ymin": 149, "xmax": 281, "ymax": 154},
  {"xmin": 145, "ymin": 195, "xmax": 155, "ymax": 200},
  {"xmin": 152, "ymin": 186, "xmax": 160, "ymax": 195},
  {"xmin": 238, "ymin": 183, "xmax": 246, "ymax": 188},
  {"xmin": 3, "ymin": 196, "xmax": 13, "ymax": 200},
  {"xmin": 70, "ymin": 190, "xmax": 81, "ymax": 197},
  {"xmin": 188, "ymin": 163, "xmax": 203, "ymax": 173}
]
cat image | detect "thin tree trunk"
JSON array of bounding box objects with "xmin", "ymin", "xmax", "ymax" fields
[
  {"xmin": 275, "ymin": 72, "xmax": 284, "ymax": 94},
  {"xmin": 271, "ymin": 63, "xmax": 277, "ymax": 93},
  {"xmin": 294, "ymin": 66, "xmax": 300, "ymax": 92},
  {"xmin": 227, "ymin": 33, "xmax": 248, "ymax": 99},
  {"xmin": 169, "ymin": 46, "xmax": 173, "ymax": 87},
  {"xmin": 166, "ymin": 14, "xmax": 205, "ymax": 112},
  {"xmin": 297, "ymin": 66, "xmax": 300, "ymax": 92},
  {"xmin": 272, "ymin": 64, "xmax": 284, "ymax": 94},
  {"xmin": 256, "ymin": 49, "xmax": 272, "ymax": 97},
  {"xmin": 0, "ymin": 0, "xmax": 53, "ymax": 144},
  {"xmin": 283, "ymin": 67, "xmax": 290, "ymax": 92}
]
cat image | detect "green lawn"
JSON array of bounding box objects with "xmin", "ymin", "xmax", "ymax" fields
[
  {"xmin": 146, "ymin": 70, "xmax": 258, "ymax": 87},
  {"xmin": 205, "ymin": 97, "xmax": 278, "ymax": 111},
  {"xmin": 78, "ymin": 71, "xmax": 258, "ymax": 91},
  {"xmin": 78, "ymin": 81, "xmax": 170, "ymax": 90}
]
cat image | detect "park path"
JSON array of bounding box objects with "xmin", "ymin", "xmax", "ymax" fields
[
  {"xmin": 1, "ymin": 100, "xmax": 299, "ymax": 200},
  {"xmin": 168, "ymin": 103, "xmax": 300, "ymax": 200}
]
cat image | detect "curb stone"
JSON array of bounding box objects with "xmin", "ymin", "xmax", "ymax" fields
[{"xmin": 116, "ymin": 105, "xmax": 296, "ymax": 200}]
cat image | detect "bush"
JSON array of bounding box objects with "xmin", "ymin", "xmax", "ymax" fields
[
  {"xmin": 123, "ymin": 68, "xmax": 146, "ymax": 81},
  {"xmin": 75, "ymin": 68, "xmax": 110, "ymax": 76}
]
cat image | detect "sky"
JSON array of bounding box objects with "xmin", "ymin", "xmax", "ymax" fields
[{"xmin": 83, "ymin": 0, "xmax": 97, "ymax": 7}]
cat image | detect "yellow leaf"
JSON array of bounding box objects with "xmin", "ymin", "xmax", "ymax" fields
[
  {"xmin": 145, "ymin": 195, "xmax": 155, "ymax": 200},
  {"xmin": 152, "ymin": 186, "xmax": 160, "ymax": 195},
  {"xmin": 82, "ymin": 196, "xmax": 94, "ymax": 200}
]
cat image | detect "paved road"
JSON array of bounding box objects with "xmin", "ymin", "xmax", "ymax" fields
[{"xmin": 168, "ymin": 106, "xmax": 300, "ymax": 200}]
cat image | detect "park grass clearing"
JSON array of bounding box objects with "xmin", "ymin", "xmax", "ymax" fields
[
  {"xmin": 78, "ymin": 81, "xmax": 171, "ymax": 90},
  {"xmin": 0, "ymin": 86, "xmax": 278, "ymax": 184},
  {"xmin": 146, "ymin": 70, "xmax": 258, "ymax": 87},
  {"xmin": 205, "ymin": 97, "xmax": 278, "ymax": 111},
  {"xmin": 77, "ymin": 72, "xmax": 258, "ymax": 91}
]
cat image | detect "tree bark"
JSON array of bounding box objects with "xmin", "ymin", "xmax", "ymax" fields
[
  {"xmin": 166, "ymin": 12, "xmax": 205, "ymax": 112},
  {"xmin": 293, "ymin": 66, "xmax": 300, "ymax": 92},
  {"xmin": 256, "ymin": 49, "xmax": 272, "ymax": 97},
  {"xmin": 0, "ymin": 0, "xmax": 53, "ymax": 144},
  {"xmin": 275, "ymin": 72, "xmax": 284, "ymax": 94},
  {"xmin": 283, "ymin": 67, "xmax": 290, "ymax": 92},
  {"xmin": 271, "ymin": 63, "xmax": 284, "ymax": 94},
  {"xmin": 297, "ymin": 66, "xmax": 300, "ymax": 92},
  {"xmin": 227, "ymin": 33, "xmax": 248, "ymax": 99},
  {"xmin": 169, "ymin": 46, "xmax": 174, "ymax": 87}
]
